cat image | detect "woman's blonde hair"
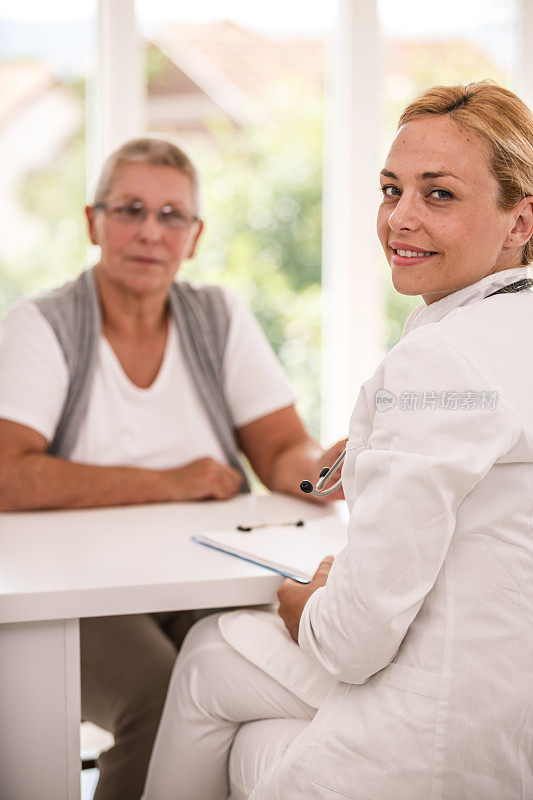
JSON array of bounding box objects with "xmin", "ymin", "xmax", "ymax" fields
[
  {"xmin": 94, "ymin": 137, "xmax": 200, "ymax": 213},
  {"xmin": 398, "ymin": 82, "xmax": 533, "ymax": 265}
]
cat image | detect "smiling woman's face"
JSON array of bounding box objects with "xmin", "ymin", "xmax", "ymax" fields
[{"xmin": 377, "ymin": 115, "xmax": 524, "ymax": 305}]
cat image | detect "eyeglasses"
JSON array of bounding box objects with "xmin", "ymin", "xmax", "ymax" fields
[{"xmin": 94, "ymin": 200, "xmax": 199, "ymax": 231}]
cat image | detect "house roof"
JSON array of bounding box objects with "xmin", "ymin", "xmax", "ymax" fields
[
  {"xmin": 151, "ymin": 21, "xmax": 324, "ymax": 124},
  {"xmin": 160, "ymin": 21, "xmax": 323, "ymax": 94}
]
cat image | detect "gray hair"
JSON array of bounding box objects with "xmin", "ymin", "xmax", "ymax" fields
[{"xmin": 94, "ymin": 137, "xmax": 200, "ymax": 213}]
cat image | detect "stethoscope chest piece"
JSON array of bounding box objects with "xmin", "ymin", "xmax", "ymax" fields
[{"xmin": 300, "ymin": 452, "xmax": 345, "ymax": 498}]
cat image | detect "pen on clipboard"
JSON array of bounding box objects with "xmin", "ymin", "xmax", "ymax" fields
[{"xmin": 236, "ymin": 519, "xmax": 305, "ymax": 533}]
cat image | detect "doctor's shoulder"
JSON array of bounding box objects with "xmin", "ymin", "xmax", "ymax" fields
[
  {"xmin": 362, "ymin": 321, "xmax": 499, "ymax": 409},
  {"xmin": 428, "ymin": 296, "xmax": 532, "ymax": 382},
  {"xmin": 358, "ymin": 304, "xmax": 527, "ymax": 431}
]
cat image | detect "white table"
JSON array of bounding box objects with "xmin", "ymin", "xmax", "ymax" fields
[{"xmin": 0, "ymin": 492, "xmax": 343, "ymax": 800}]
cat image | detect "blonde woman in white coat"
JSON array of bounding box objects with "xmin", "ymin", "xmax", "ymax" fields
[{"xmin": 144, "ymin": 82, "xmax": 533, "ymax": 800}]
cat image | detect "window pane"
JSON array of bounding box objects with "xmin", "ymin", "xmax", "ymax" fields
[
  {"xmin": 380, "ymin": 0, "xmax": 518, "ymax": 144},
  {"xmin": 137, "ymin": 0, "xmax": 333, "ymax": 435},
  {"xmin": 0, "ymin": 1, "xmax": 95, "ymax": 316}
]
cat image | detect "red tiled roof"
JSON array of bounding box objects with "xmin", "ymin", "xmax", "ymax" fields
[{"xmin": 152, "ymin": 20, "xmax": 324, "ymax": 101}]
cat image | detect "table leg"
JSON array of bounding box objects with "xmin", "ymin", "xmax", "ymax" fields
[{"xmin": 0, "ymin": 618, "xmax": 81, "ymax": 800}]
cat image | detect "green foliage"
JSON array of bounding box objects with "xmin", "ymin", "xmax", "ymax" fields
[
  {"xmin": 24, "ymin": 130, "xmax": 87, "ymax": 283},
  {"xmin": 0, "ymin": 263, "xmax": 31, "ymax": 314},
  {"xmin": 0, "ymin": 116, "xmax": 87, "ymax": 317},
  {"xmin": 145, "ymin": 43, "xmax": 172, "ymax": 85},
  {"xmin": 381, "ymin": 39, "xmax": 507, "ymax": 159},
  {"xmin": 180, "ymin": 85, "xmax": 324, "ymax": 432}
]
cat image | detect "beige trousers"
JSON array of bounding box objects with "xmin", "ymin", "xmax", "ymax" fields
[{"xmin": 80, "ymin": 610, "xmax": 195, "ymax": 800}]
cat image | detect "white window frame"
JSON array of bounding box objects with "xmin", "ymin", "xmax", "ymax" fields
[
  {"xmin": 88, "ymin": 0, "xmax": 145, "ymax": 194},
  {"xmin": 516, "ymin": 0, "xmax": 533, "ymax": 111},
  {"xmin": 321, "ymin": 0, "xmax": 383, "ymax": 443}
]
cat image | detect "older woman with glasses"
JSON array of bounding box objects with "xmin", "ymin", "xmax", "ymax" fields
[
  {"xmin": 143, "ymin": 81, "xmax": 533, "ymax": 800},
  {"xmin": 0, "ymin": 137, "xmax": 343, "ymax": 800}
]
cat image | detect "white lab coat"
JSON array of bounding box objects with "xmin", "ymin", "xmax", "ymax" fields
[{"xmin": 249, "ymin": 267, "xmax": 533, "ymax": 800}]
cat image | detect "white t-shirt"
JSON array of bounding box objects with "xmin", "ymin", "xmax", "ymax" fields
[{"xmin": 0, "ymin": 287, "xmax": 295, "ymax": 468}]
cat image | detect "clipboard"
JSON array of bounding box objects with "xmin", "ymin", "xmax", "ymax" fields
[{"xmin": 192, "ymin": 516, "xmax": 347, "ymax": 583}]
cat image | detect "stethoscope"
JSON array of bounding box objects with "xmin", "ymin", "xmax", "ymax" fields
[
  {"xmin": 300, "ymin": 450, "xmax": 345, "ymax": 498},
  {"xmin": 300, "ymin": 277, "xmax": 533, "ymax": 499}
]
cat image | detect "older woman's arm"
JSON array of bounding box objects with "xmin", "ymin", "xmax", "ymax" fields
[
  {"xmin": 236, "ymin": 405, "xmax": 345, "ymax": 500},
  {"xmin": 0, "ymin": 406, "xmax": 341, "ymax": 510},
  {"xmin": 0, "ymin": 419, "xmax": 243, "ymax": 511},
  {"xmin": 0, "ymin": 405, "xmax": 342, "ymax": 510}
]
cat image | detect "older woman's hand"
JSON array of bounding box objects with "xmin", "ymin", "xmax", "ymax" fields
[
  {"xmin": 277, "ymin": 555, "xmax": 334, "ymax": 642},
  {"xmin": 165, "ymin": 457, "xmax": 243, "ymax": 501}
]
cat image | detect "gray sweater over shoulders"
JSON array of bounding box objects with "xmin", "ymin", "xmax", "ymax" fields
[{"xmin": 34, "ymin": 267, "xmax": 250, "ymax": 491}]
